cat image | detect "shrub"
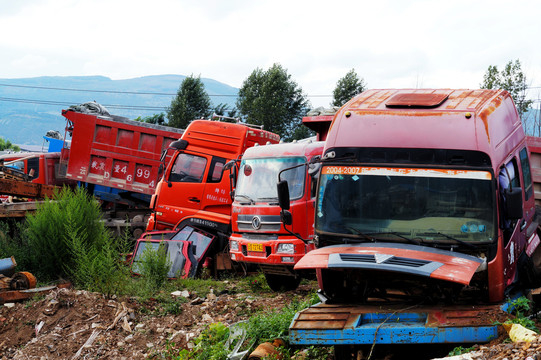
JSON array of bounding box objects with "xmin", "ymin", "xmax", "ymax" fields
[
  {"xmin": 139, "ymin": 242, "xmax": 172, "ymax": 292},
  {"xmin": 19, "ymin": 187, "xmax": 131, "ymax": 296},
  {"xmin": 65, "ymin": 217, "xmax": 131, "ymax": 297},
  {"xmin": 24, "ymin": 187, "xmax": 110, "ymax": 281}
]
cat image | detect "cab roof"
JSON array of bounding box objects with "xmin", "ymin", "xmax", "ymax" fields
[
  {"xmin": 242, "ymin": 140, "xmax": 324, "ymax": 160},
  {"xmin": 326, "ymin": 89, "xmax": 524, "ymax": 167}
]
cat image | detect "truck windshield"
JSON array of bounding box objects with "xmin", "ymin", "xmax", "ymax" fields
[
  {"xmin": 316, "ymin": 166, "xmax": 495, "ymax": 243},
  {"xmin": 236, "ymin": 157, "xmax": 306, "ymax": 201}
]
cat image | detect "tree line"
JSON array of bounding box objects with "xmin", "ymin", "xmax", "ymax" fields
[
  {"xmin": 136, "ymin": 59, "xmax": 535, "ymax": 141},
  {"xmin": 136, "ymin": 65, "xmax": 367, "ymax": 142}
]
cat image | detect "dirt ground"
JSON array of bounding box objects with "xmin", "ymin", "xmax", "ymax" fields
[
  {"xmin": 1, "ymin": 283, "xmax": 541, "ymax": 360},
  {"xmin": 0, "ymin": 283, "xmax": 315, "ymax": 360}
]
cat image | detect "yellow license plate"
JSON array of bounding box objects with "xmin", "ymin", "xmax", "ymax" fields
[{"xmin": 247, "ymin": 243, "xmax": 264, "ymax": 252}]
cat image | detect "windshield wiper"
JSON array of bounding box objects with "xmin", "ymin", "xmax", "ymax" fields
[
  {"xmin": 346, "ymin": 227, "xmax": 375, "ymax": 241},
  {"xmin": 346, "ymin": 228, "xmax": 421, "ymax": 246},
  {"xmin": 420, "ymin": 232, "xmax": 477, "ymax": 249},
  {"xmin": 234, "ymin": 194, "xmax": 254, "ymax": 204},
  {"xmin": 368, "ymin": 231, "xmax": 421, "ymax": 246}
]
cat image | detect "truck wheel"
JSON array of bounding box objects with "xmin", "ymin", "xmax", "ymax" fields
[{"xmin": 264, "ymin": 273, "xmax": 301, "ymax": 292}]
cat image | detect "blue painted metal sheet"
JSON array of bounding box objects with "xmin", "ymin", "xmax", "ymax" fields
[{"xmin": 289, "ymin": 303, "xmax": 502, "ymax": 345}]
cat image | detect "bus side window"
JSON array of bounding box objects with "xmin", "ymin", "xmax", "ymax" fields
[{"xmin": 519, "ymin": 147, "xmax": 533, "ymax": 201}]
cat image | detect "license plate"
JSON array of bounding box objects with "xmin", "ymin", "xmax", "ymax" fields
[{"xmin": 247, "ymin": 243, "xmax": 264, "ymax": 252}]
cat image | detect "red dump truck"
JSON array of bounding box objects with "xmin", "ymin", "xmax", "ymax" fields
[
  {"xmin": 0, "ymin": 103, "xmax": 185, "ymax": 237},
  {"xmin": 228, "ymin": 140, "xmax": 324, "ymax": 290},
  {"xmin": 276, "ymin": 89, "xmax": 541, "ymax": 357}
]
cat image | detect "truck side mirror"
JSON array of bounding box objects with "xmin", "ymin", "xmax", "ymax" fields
[
  {"xmin": 223, "ymin": 160, "xmax": 236, "ymax": 171},
  {"xmin": 277, "ymin": 180, "xmax": 290, "ymax": 210},
  {"xmin": 170, "ymin": 139, "xmax": 188, "ymax": 150},
  {"xmin": 504, "ymin": 187, "xmax": 523, "ymax": 219},
  {"xmin": 280, "ymin": 210, "xmax": 293, "ymax": 226}
]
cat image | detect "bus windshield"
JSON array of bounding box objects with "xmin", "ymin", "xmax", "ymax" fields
[{"xmin": 316, "ymin": 166, "xmax": 495, "ymax": 243}]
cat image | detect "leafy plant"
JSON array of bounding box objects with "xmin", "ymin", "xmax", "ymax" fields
[
  {"xmin": 139, "ymin": 242, "xmax": 172, "ymax": 292},
  {"xmin": 502, "ymin": 296, "xmax": 538, "ymax": 332},
  {"xmin": 24, "ymin": 187, "xmax": 113, "ymax": 281},
  {"xmin": 65, "ymin": 217, "xmax": 131, "ymax": 297},
  {"xmin": 448, "ymin": 346, "xmax": 476, "ymax": 356},
  {"xmin": 186, "ymin": 322, "xmax": 230, "ymax": 360}
]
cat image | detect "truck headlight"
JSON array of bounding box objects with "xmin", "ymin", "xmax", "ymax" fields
[
  {"xmin": 230, "ymin": 240, "xmax": 239, "ymax": 252},
  {"xmin": 277, "ymin": 243, "xmax": 295, "ymax": 254},
  {"xmin": 281, "ymin": 256, "xmax": 295, "ymax": 263}
]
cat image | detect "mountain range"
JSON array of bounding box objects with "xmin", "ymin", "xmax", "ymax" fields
[{"xmin": 0, "ymin": 75, "xmax": 239, "ymax": 145}]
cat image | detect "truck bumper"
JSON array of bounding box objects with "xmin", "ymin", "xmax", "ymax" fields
[
  {"xmin": 289, "ymin": 303, "xmax": 504, "ymax": 345},
  {"xmin": 229, "ymin": 234, "xmax": 314, "ymax": 266}
]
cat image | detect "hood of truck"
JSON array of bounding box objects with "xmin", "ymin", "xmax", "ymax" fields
[{"xmin": 294, "ymin": 243, "xmax": 483, "ymax": 285}]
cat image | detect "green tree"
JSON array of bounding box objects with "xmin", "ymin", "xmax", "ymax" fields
[
  {"xmin": 480, "ymin": 60, "xmax": 532, "ymax": 121},
  {"xmin": 0, "ymin": 137, "xmax": 20, "ymax": 152},
  {"xmin": 332, "ymin": 69, "xmax": 367, "ymax": 107},
  {"xmin": 237, "ymin": 64, "xmax": 311, "ymax": 141},
  {"xmin": 135, "ymin": 113, "xmax": 167, "ymax": 125},
  {"xmin": 167, "ymin": 75, "xmax": 212, "ymax": 129}
]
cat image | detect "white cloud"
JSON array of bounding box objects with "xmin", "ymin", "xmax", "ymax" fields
[{"xmin": 0, "ymin": 0, "xmax": 541, "ymax": 107}]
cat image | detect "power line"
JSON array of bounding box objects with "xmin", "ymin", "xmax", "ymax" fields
[
  {"xmin": 0, "ymin": 96, "xmax": 168, "ymax": 111},
  {"xmin": 0, "ymin": 82, "xmax": 332, "ymax": 98}
]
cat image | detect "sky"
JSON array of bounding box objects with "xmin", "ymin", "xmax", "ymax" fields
[{"xmin": 1, "ymin": 0, "xmax": 541, "ymax": 108}]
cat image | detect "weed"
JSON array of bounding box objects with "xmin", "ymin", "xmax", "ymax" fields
[
  {"xmin": 448, "ymin": 345, "xmax": 476, "ymax": 356},
  {"xmin": 169, "ymin": 277, "xmax": 228, "ymax": 298},
  {"xmin": 138, "ymin": 241, "xmax": 171, "ymax": 292},
  {"xmin": 502, "ymin": 296, "xmax": 538, "ymax": 332}
]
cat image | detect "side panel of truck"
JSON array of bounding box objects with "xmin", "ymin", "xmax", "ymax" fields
[{"xmin": 63, "ymin": 110, "xmax": 183, "ymax": 196}]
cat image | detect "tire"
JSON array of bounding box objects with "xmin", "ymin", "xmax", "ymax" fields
[{"xmin": 264, "ymin": 273, "xmax": 301, "ymax": 292}]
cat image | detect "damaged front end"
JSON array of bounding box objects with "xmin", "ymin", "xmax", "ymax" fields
[
  {"xmin": 295, "ymin": 243, "xmax": 486, "ymax": 304},
  {"xmin": 130, "ymin": 225, "xmax": 216, "ymax": 279}
]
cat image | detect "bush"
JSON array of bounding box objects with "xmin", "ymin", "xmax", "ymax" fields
[
  {"xmin": 18, "ymin": 187, "xmax": 131, "ymax": 296},
  {"xmin": 24, "ymin": 187, "xmax": 111, "ymax": 281},
  {"xmin": 65, "ymin": 218, "xmax": 131, "ymax": 297},
  {"xmin": 138, "ymin": 242, "xmax": 172, "ymax": 292}
]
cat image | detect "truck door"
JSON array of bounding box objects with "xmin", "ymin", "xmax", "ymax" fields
[
  {"xmin": 159, "ymin": 152, "xmax": 209, "ymax": 228},
  {"xmin": 198, "ymin": 156, "xmax": 229, "ymax": 216},
  {"xmin": 499, "ymin": 156, "xmax": 530, "ymax": 286}
]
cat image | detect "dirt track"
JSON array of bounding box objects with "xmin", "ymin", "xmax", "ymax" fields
[
  {"xmin": 0, "ymin": 284, "xmax": 314, "ymax": 359},
  {"xmin": 1, "ymin": 284, "xmax": 540, "ymax": 360}
]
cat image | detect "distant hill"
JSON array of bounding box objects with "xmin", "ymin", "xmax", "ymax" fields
[{"xmin": 0, "ymin": 75, "xmax": 239, "ymax": 145}]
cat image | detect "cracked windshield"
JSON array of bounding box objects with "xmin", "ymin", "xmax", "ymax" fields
[
  {"xmin": 316, "ymin": 166, "xmax": 495, "ymax": 243},
  {"xmin": 235, "ymin": 157, "xmax": 305, "ymax": 202}
]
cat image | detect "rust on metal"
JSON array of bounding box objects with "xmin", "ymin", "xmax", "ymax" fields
[
  {"xmin": 0, "ymin": 178, "xmax": 56, "ymax": 199},
  {"xmin": 478, "ymin": 95, "xmax": 504, "ymax": 143},
  {"xmin": 0, "ymin": 201, "xmax": 41, "ymax": 218},
  {"xmin": 290, "ymin": 303, "xmax": 506, "ymax": 331},
  {"xmin": 385, "ymin": 92, "xmax": 450, "ymax": 108}
]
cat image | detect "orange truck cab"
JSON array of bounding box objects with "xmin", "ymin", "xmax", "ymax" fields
[
  {"xmin": 146, "ymin": 119, "xmax": 279, "ymax": 271},
  {"xmin": 229, "ymin": 140, "xmax": 324, "ymax": 290},
  {"xmin": 282, "ymin": 89, "xmax": 541, "ymax": 304}
]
